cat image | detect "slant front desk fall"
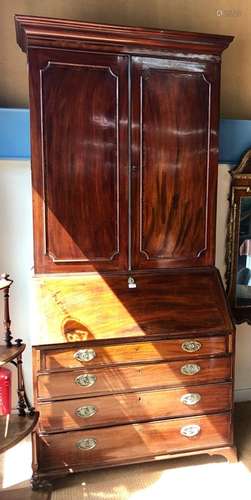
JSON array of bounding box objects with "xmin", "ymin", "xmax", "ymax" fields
[{"xmin": 15, "ymin": 15, "xmax": 236, "ymax": 486}]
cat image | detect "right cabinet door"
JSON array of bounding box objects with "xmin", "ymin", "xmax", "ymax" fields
[{"xmin": 131, "ymin": 56, "xmax": 219, "ymax": 270}]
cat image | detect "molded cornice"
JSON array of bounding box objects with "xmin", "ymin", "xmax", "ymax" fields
[{"xmin": 15, "ymin": 14, "xmax": 234, "ymax": 59}]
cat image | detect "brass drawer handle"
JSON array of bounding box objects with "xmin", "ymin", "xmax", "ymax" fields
[
  {"xmin": 75, "ymin": 405, "xmax": 97, "ymax": 418},
  {"xmin": 76, "ymin": 438, "xmax": 97, "ymax": 450},
  {"xmin": 75, "ymin": 374, "xmax": 97, "ymax": 387},
  {"xmin": 181, "ymin": 341, "xmax": 202, "ymax": 353},
  {"xmin": 180, "ymin": 363, "xmax": 201, "ymax": 376},
  {"xmin": 74, "ymin": 349, "xmax": 96, "ymax": 362},
  {"xmin": 180, "ymin": 424, "xmax": 201, "ymax": 438},
  {"xmin": 181, "ymin": 393, "xmax": 201, "ymax": 406}
]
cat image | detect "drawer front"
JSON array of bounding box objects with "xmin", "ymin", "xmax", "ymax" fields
[
  {"xmin": 37, "ymin": 413, "xmax": 231, "ymax": 471},
  {"xmin": 37, "ymin": 357, "xmax": 231, "ymax": 400},
  {"xmin": 38, "ymin": 382, "xmax": 232, "ymax": 432},
  {"xmin": 42, "ymin": 336, "xmax": 228, "ymax": 370}
]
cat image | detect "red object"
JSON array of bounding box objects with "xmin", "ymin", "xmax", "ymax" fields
[{"xmin": 0, "ymin": 367, "xmax": 11, "ymax": 415}]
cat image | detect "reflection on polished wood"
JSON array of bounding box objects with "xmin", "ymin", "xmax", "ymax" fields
[
  {"xmin": 31, "ymin": 268, "xmax": 233, "ymax": 344},
  {"xmin": 38, "ymin": 382, "xmax": 232, "ymax": 432},
  {"xmin": 43, "ymin": 337, "xmax": 228, "ymax": 370},
  {"xmin": 15, "ymin": 14, "xmax": 235, "ymax": 485},
  {"xmin": 37, "ymin": 413, "xmax": 231, "ymax": 472},
  {"xmin": 131, "ymin": 60, "xmax": 212, "ymax": 269},
  {"xmin": 15, "ymin": 16, "xmax": 233, "ymax": 274},
  {"xmin": 0, "ymin": 412, "xmax": 39, "ymax": 454},
  {"xmin": 37, "ymin": 357, "xmax": 232, "ymax": 400}
]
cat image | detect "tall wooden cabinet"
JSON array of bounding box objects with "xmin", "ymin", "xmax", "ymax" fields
[{"xmin": 15, "ymin": 15, "xmax": 236, "ymax": 486}]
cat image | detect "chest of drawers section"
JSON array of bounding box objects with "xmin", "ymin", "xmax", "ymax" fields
[{"xmin": 33, "ymin": 333, "xmax": 234, "ymax": 476}]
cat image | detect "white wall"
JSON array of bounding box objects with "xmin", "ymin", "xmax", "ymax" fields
[
  {"xmin": 0, "ymin": 159, "xmax": 33, "ymax": 399},
  {"xmin": 0, "ymin": 159, "xmax": 250, "ymax": 402}
]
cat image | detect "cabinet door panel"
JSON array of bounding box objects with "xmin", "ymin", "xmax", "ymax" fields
[
  {"xmin": 29, "ymin": 49, "xmax": 128, "ymax": 272},
  {"xmin": 131, "ymin": 57, "xmax": 219, "ymax": 269}
]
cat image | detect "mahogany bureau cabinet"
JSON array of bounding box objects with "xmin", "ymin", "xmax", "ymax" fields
[{"xmin": 15, "ymin": 15, "xmax": 236, "ymax": 486}]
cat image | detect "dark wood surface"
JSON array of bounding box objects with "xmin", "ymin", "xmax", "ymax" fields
[
  {"xmin": 37, "ymin": 413, "xmax": 231, "ymax": 472},
  {"xmin": 32, "ymin": 445, "xmax": 237, "ymax": 482},
  {"xmin": 15, "ymin": 15, "xmax": 235, "ymax": 484},
  {"xmin": 29, "ymin": 46, "xmax": 219, "ymax": 273},
  {"xmin": 0, "ymin": 413, "xmax": 39, "ymax": 454},
  {"xmin": 131, "ymin": 57, "xmax": 218, "ymax": 269},
  {"xmin": 28, "ymin": 48, "xmax": 129, "ymax": 273},
  {"xmin": 38, "ymin": 382, "xmax": 232, "ymax": 432},
  {"xmin": 37, "ymin": 357, "xmax": 232, "ymax": 400},
  {"xmin": 15, "ymin": 15, "xmax": 233, "ymax": 56},
  {"xmin": 15, "ymin": 16, "xmax": 233, "ymax": 274},
  {"xmin": 0, "ymin": 344, "xmax": 25, "ymax": 366}
]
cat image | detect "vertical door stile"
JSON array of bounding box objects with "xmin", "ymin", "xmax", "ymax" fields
[{"xmin": 128, "ymin": 56, "xmax": 132, "ymax": 271}]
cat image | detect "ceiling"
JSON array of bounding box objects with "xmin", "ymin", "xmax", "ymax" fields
[{"xmin": 1, "ymin": 0, "xmax": 251, "ymax": 118}]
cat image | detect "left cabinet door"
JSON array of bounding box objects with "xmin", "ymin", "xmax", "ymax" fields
[{"xmin": 29, "ymin": 49, "xmax": 129, "ymax": 273}]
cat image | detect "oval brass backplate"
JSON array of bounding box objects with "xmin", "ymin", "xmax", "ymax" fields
[
  {"xmin": 180, "ymin": 424, "xmax": 201, "ymax": 438},
  {"xmin": 75, "ymin": 374, "xmax": 97, "ymax": 387},
  {"xmin": 76, "ymin": 438, "xmax": 97, "ymax": 450},
  {"xmin": 181, "ymin": 340, "xmax": 202, "ymax": 353},
  {"xmin": 180, "ymin": 393, "xmax": 201, "ymax": 406},
  {"xmin": 180, "ymin": 364, "xmax": 201, "ymax": 376},
  {"xmin": 75, "ymin": 405, "xmax": 97, "ymax": 418},
  {"xmin": 74, "ymin": 349, "xmax": 96, "ymax": 362}
]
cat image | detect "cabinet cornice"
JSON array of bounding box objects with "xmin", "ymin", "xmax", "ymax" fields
[{"xmin": 15, "ymin": 14, "xmax": 233, "ymax": 57}]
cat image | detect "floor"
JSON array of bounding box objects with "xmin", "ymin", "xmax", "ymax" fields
[{"xmin": 1, "ymin": 402, "xmax": 251, "ymax": 500}]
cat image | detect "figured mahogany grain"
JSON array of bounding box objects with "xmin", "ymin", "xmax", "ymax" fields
[
  {"xmin": 43, "ymin": 336, "xmax": 227, "ymax": 370},
  {"xmin": 37, "ymin": 357, "xmax": 231, "ymax": 399},
  {"xmin": 28, "ymin": 48, "xmax": 129, "ymax": 273},
  {"xmin": 37, "ymin": 413, "xmax": 231, "ymax": 471},
  {"xmin": 38, "ymin": 382, "xmax": 232, "ymax": 432},
  {"xmin": 31, "ymin": 268, "xmax": 233, "ymax": 345},
  {"xmin": 131, "ymin": 56, "xmax": 221, "ymax": 270},
  {"xmin": 131, "ymin": 58, "xmax": 215, "ymax": 269},
  {"xmin": 15, "ymin": 16, "xmax": 233, "ymax": 273}
]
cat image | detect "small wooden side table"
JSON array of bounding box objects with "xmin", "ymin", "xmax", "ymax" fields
[
  {"xmin": 0, "ymin": 343, "xmax": 39, "ymax": 454},
  {"xmin": 0, "ymin": 274, "xmax": 46, "ymax": 497}
]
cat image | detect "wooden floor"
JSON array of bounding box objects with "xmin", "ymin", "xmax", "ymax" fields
[{"xmin": 1, "ymin": 402, "xmax": 251, "ymax": 500}]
